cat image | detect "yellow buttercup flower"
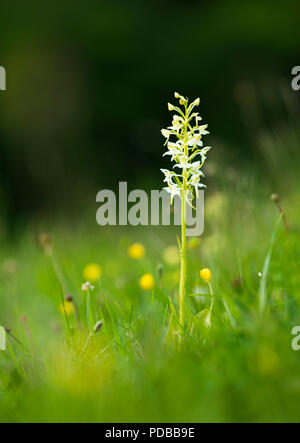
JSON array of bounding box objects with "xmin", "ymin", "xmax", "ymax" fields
[
  {"xmin": 128, "ymin": 243, "xmax": 145, "ymax": 260},
  {"xmin": 60, "ymin": 301, "xmax": 74, "ymax": 316},
  {"xmin": 139, "ymin": 273, "xmax": 155, "ymax": 291},
  {"xmin": 187, "ymin": 237, "xmax": 200, "ymax": 249},
  {"xmin": 200, "ymin": 268, "xmax": 212, "ymax": 282},
  {"xmin": 163, "ymin": 245, "xmax": 180, "ymax": 265},
  {"xmin": 83, "ymin": 263, "xmax": 102, "ymax": 282}
]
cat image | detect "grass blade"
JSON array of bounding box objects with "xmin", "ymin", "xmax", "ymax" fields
[{"xmin": 259, "ymin": 214, "xmax": 282, "ymax": 315}]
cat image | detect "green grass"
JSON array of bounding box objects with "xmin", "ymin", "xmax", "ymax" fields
[{"xmin": 1, "ymin": 173, "xmax": 300, "ymax": 423}]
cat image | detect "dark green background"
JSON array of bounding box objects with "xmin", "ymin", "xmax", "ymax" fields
[{"xmin": 0, "ymin": 0, "xmax": 299, "ymax": 220}]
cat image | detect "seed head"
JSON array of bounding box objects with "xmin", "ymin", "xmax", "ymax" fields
[
  {"xmin": 94, "ymin": 320, "xmax": 103, "ymax": 334},
  {"xmin": 81, "ymin": 281, "xmax": 95, "ymax": 292},
  {"xmin": 157, "ymin": 263, "xmax": 163, "ymax": 281},
  {"xmin": 38, "ymin": 233, "xmax": 53, "ymax": 255},
  {"xmin": 271, "ymin": 193, "xmax": 280, "ymax": 204},
  {"xmin": 231, "ymin": 277, "xmax": 242, "ymax": 291},
  {"xmin": 65, "ymin": 293, "xmax": 73, "ymax": 302}
]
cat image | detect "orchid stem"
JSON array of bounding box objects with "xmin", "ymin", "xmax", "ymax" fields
[{"xmin": 179, "ymin": 188, "xmax": 187, "ymax": 332}]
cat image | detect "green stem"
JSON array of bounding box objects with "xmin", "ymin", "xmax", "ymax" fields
[
  {"xmin": 86, "ymin": 289, "xmax": 95, "ymax": 335},
  {"xmin": 179, "ymin": 104, "xmax": 189, "ymax": 330},
  {"xmin": 87, "ymin": 290, "xmax": 91, "ymax": 333},
  {"xmin": 179, "ymin": 187, "xmax": 187, "ymax": 329},
  {"xmin": 50, "ymin": 250, "xmax": 68, "ymax": 294},
  {"xmin": 60, "ymin": 286, "xmax": 72, "ymax": 335},
  {"xmin": 208, "ymin": 282, "xmax": 214, "ymax": 312}
]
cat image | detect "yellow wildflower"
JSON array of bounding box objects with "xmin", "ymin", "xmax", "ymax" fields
[
  {"xmin": 200, "ymin": 268, "xmax": 212, "ymax": 282},
  {"xmin": 187, "ymin": 237, "xmax": 200, "ymax": 249},
  {"xmin": 60, "ymin": 301, "xmax": 74, "ymax": 316},
  {"xmin": 128, "ymin": 243, "xmax": 145, "ymax": 260},
  {"xmin": 139, "ymin": 273, "xmax": 155, "ymax": 291},
  {"xmin": 163, "ymin": 246, "xmax": 180, "ymax": 265},
  {"xmin": 83, "ymin": 263, "xmax": 102, "ymax": 282}
]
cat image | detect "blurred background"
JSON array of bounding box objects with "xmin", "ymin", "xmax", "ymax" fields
[{"xmin": 0, "ymin": 0, "xmax": 300, "ymax": 231}]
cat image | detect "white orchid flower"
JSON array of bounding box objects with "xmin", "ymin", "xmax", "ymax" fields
[
  {"xmin": 187, "ymin": 134, "xmax": 204, "ymax": 147},
  {"xmin": 197, "ymin": 125, "xmax": 209, "ymax": 135},
  {"xmin": 163, "ymin": 184, "xmax": 182, "ymax": 200},
  {"xmin": 161, "ymin": 129, "xmax": 171, "ymax": 139},
  {"xmin": 168, "ymin": 115, "xmax": 184, "ymax": 131},
  {"xmin": 201, "ymin": 146, "xmax": 211, "ymax": 155},
  {"xmin": 160, "ymin": 168, "xmax": 176, "ymax": 184},
  {"xmin": 190, "ymin": 171, "xmax": 205, "ymax": 184},
  {"xmin": 163, "ymin": 148, "xmax": 182, "ymax": 160},
  {"xmin": 199, "ymin": 146, "xmax": 212, "ymax": 162},
  {"xmin": 160, "ymin": 92, "xmax": 212, "ymax": 332},
  {"xmin": 190, "ymin": 161, "xmax": 204, "ymax": 176},
  {"xmin": 161, "ymin": 93, "xmax": 212, "ymax": 203},
  {"xmin": 163, "ymin": 141, "xmax": 183, "ymax": 158},
  {"xmin": 174, "ymin": 156, "xmax": 191, "ymax": 169}
]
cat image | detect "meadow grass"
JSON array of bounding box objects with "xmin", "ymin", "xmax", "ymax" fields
[{"xmin": 1, "ymin": 167, "xmax": 300, "ymax": 423}]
